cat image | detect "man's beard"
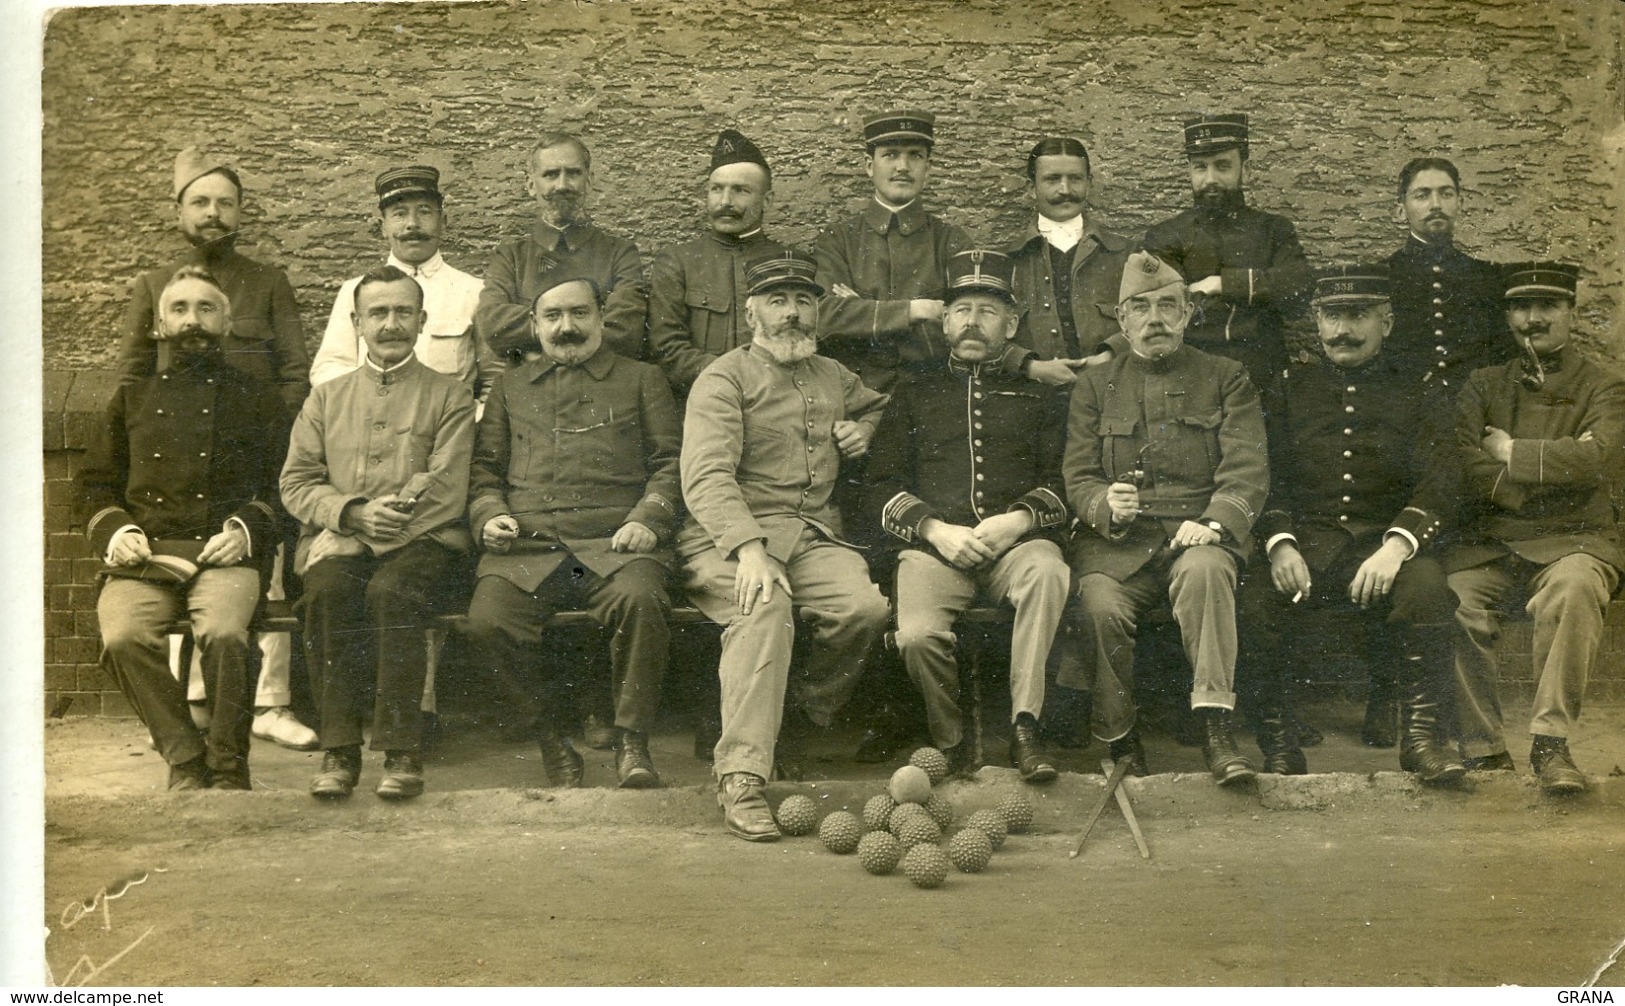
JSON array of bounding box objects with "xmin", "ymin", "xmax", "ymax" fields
[
  {"xmin": 166, "ymin": 326, "xmax": 222, "ymax": 367},
  {"xmin": 184, "ymin": 225, "xmax": 238, "ymax": 257},
  {"xmin": 544, "ymin": 331, "xmax": 594, "ymax": 365},
  {"xmin": 753, "ymin": 320, "xmax": 818, "ymax": 364},
  {"xmin": 544, "ymin": 192, "xmax": 586, "ymax": 227},
  {"xmin": 1193, "ymin": 186, "xmax": 1245, "ymax": 215}
]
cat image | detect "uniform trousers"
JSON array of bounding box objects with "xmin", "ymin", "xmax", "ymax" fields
[
  {"xmin": 97, "ymin": 566, "xmax": 261, "ymax": 773},
  {"xmin": 464, "ymin": 556, "xmax": 671, "ymax": 735},
  {"xmin": 685, "ymin": 526, "xmax": 888, "ymax": 780},
  {"xmin": 1069, "ymin": 544, "xmax": 1238, "ymax": 742},
  {"xmin": 298, "ymin": 538, "xmax": 471, "ymax": 752},
  {"xmin": 894, "ymin": 539, "xmax": 1069, "ymax": 748},
  {"xmin": 1448, "ymin": 552, "xmax": 1619, "ymax": 756}
]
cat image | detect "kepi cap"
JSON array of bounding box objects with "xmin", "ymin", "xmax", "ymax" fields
[
  {"xmin": 1312, "ymin": 265, "xmax": 1391, "ymax": 306},
  {"xmin": 1119, "ymin": 251, "xmax": 1186, "ymax": 304},
  {"xmin": 863, "ymin": 110, "xmax": 935, "ymax": 149},
  {"xmin": 745, "ymin": 250, "xmax": 823, "ymax": 297},
  {"xmin": 945, "ymin": 249, "xmax": 1016, "ymax": 303},
  {"xmin": 375, "ymin": 165, "xmax": 443, "ymax": 208},
  {"xmin": 1503, "ymin": 261, "xmax": 1579, "ymax": 301},
  {"xmin": 1183, "ymin": 113, "xmax": 1249, "ymax": 156},
  {"xmin": 710, "ymin": 129, "xmax": 771, "ymax": 179},
  {"xmin": 173, "ymin": 147, "xmax": 238, "ymax": 201}
]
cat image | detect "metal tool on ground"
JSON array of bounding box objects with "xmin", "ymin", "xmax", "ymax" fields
[
  {"xmin": 1070, "ymin": 756, "xmax": 1131, "ymax": 858},
  {"xmin": 1102, "ymin": 757, "xmax": 1151, "ymax": 860}
]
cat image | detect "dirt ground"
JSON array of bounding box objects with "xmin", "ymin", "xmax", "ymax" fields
[{"xmin": 38, "ymin": 702, "xmax": 1625, "ymax": 988}]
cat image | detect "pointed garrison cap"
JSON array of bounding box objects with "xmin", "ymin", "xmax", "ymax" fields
[
  {"xmin": 1502, "ymin": 261, "xmax": 1580, "ymax": 301},
  {"xmin": 1182, "ymin": 113, "xmax": 1249, "ymax": 156},
  {"xmin": 710, "ymin": 129, "xmax": 771, "ymax": 179},
  {"xmin": 375, "ymin": 165, "xmax": 443, "ymax": 208},
  {"xmin": 173, "ymin": 147, "xmax": 239, "ymax": 201},
  {"xmin": 1119, "ymin": 251, "xmax": 1186, "ymax": 303}
]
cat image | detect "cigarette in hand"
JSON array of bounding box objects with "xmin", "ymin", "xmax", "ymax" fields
[{"xmin": 1291, "ymin": 590, "xmax": 1304, "ymax": 604}]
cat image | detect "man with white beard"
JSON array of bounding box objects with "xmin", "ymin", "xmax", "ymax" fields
[{"xmin": 677, "ymin": 250, "xmax": 891, "ymax": 841}]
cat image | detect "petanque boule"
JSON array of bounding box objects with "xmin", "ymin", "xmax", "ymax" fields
[
  {"xmin": 997, "ymin": 790, "xmax": 1035, "ymax": 834},
  {"xmin": 775, "ymin": 794, "xmax": 819, "ymax": 836},
  {"xmin": 923, "ymin": 792, "xmax": 955, "ymax": 830},
  {"xmin": 948, "ymin": 827, "xmax": 993, "ymax": 873},
  {"xmin": 889, "ymin": 764, "xmax": 932, "ymax": 805},
  {"xmin": 818, "ymin": 810, "xmax": 863, "ymax": 854},
  {"xmin": 909, "ymin": 746, "xmax": 950, "ymax": 786},
  {"xmin": 892, "ymin": 811, "xmax": 942, "ymax": 849},
  {"xmin": 902, "ymin": 843, "xmax": 951, "ymax": 889},
  {"xmin": 862, "ymin": 793, "xmax": 897, "ymax": 832},
  {"xmin": 965, "ymin": 808, "xmax": 1008, "ymax": 850},
  {"xmin": 857, "ymin": 830, "xmax": 903, "ymax": 875}
]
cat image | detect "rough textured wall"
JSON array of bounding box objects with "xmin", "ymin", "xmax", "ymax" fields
[{"xmin": 41, "ymin": 0, "xmax": 1625, "ymax": 366}]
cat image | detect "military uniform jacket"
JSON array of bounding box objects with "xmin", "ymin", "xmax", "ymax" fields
[
  {"xmin": 813, "ymin": 199, "xmax": 970, "ymax": 392},
  {"xmin": 78, "ymin": 354, "xmax": 288, "ymax": 585},
  {"xmin": 1142, "ymin": 204, "xmax": 1313, "ymax": 387},
  {"xmin": 679, "ymin": 343, "xmax": 889, "ymax": 563},
  {"xmin": 866, "ymin": 346, "xmax": 1068, "ymax": 558},
  {"xmin": 468, "ymin": 346, "xmax": 682, "ymax": 592},
  {"xmin": 1255, "ymin": 353, "xmax": 1456, "ymax": 571},
  {"xmin": 647, "ymin": 230, "xmax": 787, "ymax": 393},
  {"xmin": 1385, "ymin": 236, "xmax": 1507, "ymax": 391},
  {"xmin": 1007, "ymin": 220, "xmax": 1131, "ymax": 364},
  {"xmin": 1063, "ymin": 344, "xmax": 1269, "ymax": 581},
  {"xmin": 475, "ymin": 220, "xmax": 648, "ymax": 362},
  {"xmin": 118, "ymin": 246, "xmax": 310, "ymax": 418},
  {"xmin": 1448, "ymin": 347, "xmax": 1625, "ymax": 573}
]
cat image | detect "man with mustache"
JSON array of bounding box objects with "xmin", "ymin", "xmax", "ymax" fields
[
  {"xmin": 1446, "ymin": 262, "xmax": 1625, "ymax": 794},
  {"xmin": 79, "ymin": 267, "xmax": 289, "ymax": 790},
  {"xmin": 865, "ymin": 250, "xmax": 1071, "ymax": 782},
  {"xmin": 1007, "ymin": 137, "xmax": 1131, "ymax": 389},
  {"xmin": 679, "ymin": 251, "xmax": 890, "ymax": 840},
  {"xmin": 648, "ymin": 130, "xmax": 788, "ymax": 396},
  {"xmin": 476, "ymin": 133, "xmax": 649, "ymax": 364},
  {"xmin": 115, "ymin": 148, "xmax": 315, "ymax": 753},
  {"xmin": 464, "ymin": 277, "xmax": 681, "ymax": 790},
  {"xmin": 311, "ymin": 166, "xmax": 493, "ymax": 402},
  {"xmin": 1064, "ymin": 251, "xmax": 1269, "ymax": 784},
  {"xmin": 1237, "ymin": 267, "xmax": 1465, "ymax": 784},
  {"xmin": 1142, "ymin": 114, "xmax": 1313, "ymax": 396},
  {"xmin": 282, "ymin": 266, "xmax": 476, "ymax": 801}
]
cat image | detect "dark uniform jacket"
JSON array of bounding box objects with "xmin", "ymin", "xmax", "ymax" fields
[
  {"xmin": 1142, "ymin": 203, "xmax": 1313, "ymax": 391},
  {"xmin": 867, "ymin": 346, "xmax": 1069, "ymax": 561},
  {"xmin": 1007, "ymin": 220, "xmax": 1131, "ymax": 365},
  {"xmin": 78, "ymin": 353, "xmax": 289, "ymax": 586},
  {"xmin": 1448, "ymin": 347, "xmax": 1625, "ymax": 573},
  {"xmin": 1385, "ymin": 236, "xmax": 1506, "ymax": 391},
  {"xmin": 1255, "ymin": 353, "xmax": 1456, "ymax": 571},
  {"xmin": 813, "ymin": 199, "xmax": 970, "ymax": 393},
  {"xmin": 118, "ymin": 247, "xmax": 309, "ymax": 418},
  {"xmin": 476, "ymin": 220, "xmax": 648, "ymax": 362},
  {"xmin": 646, "ymin": 229, "xmax": 787, "ymax": 394},
  {"xmin": 468, "ymin": 345, "xmax": 682, "ymax": 592},
  {"xmin": 1064, "ymin": 344, "xmax": 1269, "ymax": 581}
]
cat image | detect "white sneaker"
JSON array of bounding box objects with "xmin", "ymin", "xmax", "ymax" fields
[{"xmin": 252, "ymin": 706, "xmax": 319, "ymax": 750}]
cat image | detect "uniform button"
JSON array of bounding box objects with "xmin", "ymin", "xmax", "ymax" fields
[
  {"xmin": 375, "ymin": 422, "xmax": 385, "ymax": 430},
  {"xmin": 195, "ymin": 493, "xmax": 204, "ymax": 499},
  {"xmin": 160, "ymin": 374, "xmax": 169, "ymax": 380},
  {"xmin": 155, "ymin": 409, "xmax": 164, "ymax": 416},
  {"xmin": 807, "ymin": 446, "xmax": 815, "ymax": 453},
  {"xmin": 1437, "ymin": 361, "xmax": 1447, "ymax": 369},
  {"xmin": 195, "ymin": 534, "xmax": 203, "ymax": 540},
  {"xmin": 1344, "ymin": 405, "xmax": 1354, "ymax": 413},
  {"xmin": 972, "ymin": 379, "xmax": 981, "ymax": 387},
  {"xmin": 154, "ymin": 497, "xmax": 163, "ymax": 503},
  {"xmin": 1433, "ymin": 330, "xmax": 1444, "ymax": 338},
  {"xmin": 201, "ymin": 408, "xmax": 210, "ymax": 414},
  {"xmin": 571, "ymin": 492, "xmax": 581, "ymax": 500},
  {"xmin": 973, "ymin": 410, "xmax": 982, "ymax": 418},
  {"xmin": 1341, "ymin": 495, "xmax": 1351, "ymax": 503},
  {"xmin": 974, "ymin": 422, "xmax": 983, "ymax": 430},
  {"xmin": 973, "ymin": 439, "xmax": 983, "ymax": 447},
  {"xmin": 975, "ymin": 491, "xmax": 985, "ymax": 499},
  {"xmin": 1346, "ymin": 385, "xmax": 1356, "ymax": 393},
  {"xmin": 1436, "ymin": 345, "xmax": 1447, "ymax": 353},
  {"xmin": 1343, "ymin": 428, "xmax": 1352, "ymax": 435},
  {"xmin": 153, "ymin": 452, "xmax": 161, "ymax": 458},
  {"xmin": 1433, "ymin": 312, "xmax": 1444, "ymax": 319},
  {"xmin": 543, "ymin": 494, "xmax": 553, "ymax": 502},
  {"xmin": 198, "ymin": 452, "xmax": 207, "ymax": 458},
  {"xmin": 806, "ymin": 421, "xmax": 813, "ymax": 428},
  {"xmin": 974, "ymin": 456, "xmax": 984, "ymax": 463},
  {"xmin": 973, "ymin": 392, "xmax": 983, "ymax": 400},
  {"xmin": 1431, "ymin": 265, "xmax": 1442, "ymax": 274},
  {"xmin": 975, "ymin": 473, "xmax": 984, "ymax": 481},
  {"xmin": 1342, "ymin": 473, "xmax": 1353, "ymax": 482},
  {"xmin": 1431, "ymin": 282, "xmax": 1442, "ymax": 290},
  {"xmin": 1342, "ymin": 450, "xmax": 1352, "ymax": 459},
  {"xmin": 1431, "ymin": 298, "xmax": 1442, "ymax": 306},
  {"xmin": 1339, "ymin": 515, "xmax": 1349, "ymax": 523},
  {"xmin": 370, "ymin": 457, "xmax": 380, "ymax": 465}
]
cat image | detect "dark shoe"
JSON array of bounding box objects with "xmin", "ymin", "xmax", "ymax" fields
[
  {"xmin": 1009, "ymin": 717, "xmax": 1058, "ymax": 784},
  {"xmin": 853, "ymin": 720, "xmax": 918, "ymax": 763},
  {"xmin": 1362, "ymin": 697, "xmax": 1399, "ymax": 748},
  {"xmin": 208, "ymin": 761, "xmax": 252, "ymax": 791},
  {"xmin": 582, "ymin": 713, "xmax": 618, "ymax": 751},
  {"xmin": 310, "ymin": 746, "xmax": 362, "ymax": 799},
  {"xmin": 1201, "ymin": 709, "xmax": 1257, "ymax": 786},
  {"xmin": 717, "ymin": 772, "xmax": 779, "ymax": 841},
  {"xmin": 1255, "ymin": 709, "xmax": 1308, "ymax": 776},
  {"xmin": 1463, "ymin": 750, "xmax": 1516, "ymax": 773},
  {"xmin": 376, "ymin": 751, "xmax": 425, "ymax": 800},
  {"xmin": 614, "ymin": 729, "xmax": 660, "ymax": 789},
  {"xmin": 537, "ymin": 729, "xmax": 585, "ymax": 788},
  {"xmin": 1287, "ymin": 709, "xmax": 1323, "ymax": 747},
  {"xmin": 1108, "ymin": 730, "xmax": 1149, "ymax": 777},
  {"xmin": 943, "ymin": 740, "xmax": 979, "ymax": 779},
  {"xmin": 168, "ymin": 755, "xmax": 209, "ymax": 791},
  {"xmin": 1397, "ymin": 660, "xmax": 1465, "ymax": 786},
  {"xmin": 1530, "ymin": 736, "xmax": 1586, "ymax": 794}
]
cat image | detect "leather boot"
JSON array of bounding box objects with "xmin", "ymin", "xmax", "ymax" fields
[
  {"xmin": 1362, "ymin": 663, "xmax": 1399, "ymax": 747},
  {"xmin": 614, "ymin": 729, "xmax": 660, "ymax": 789},
  {"xmin": 1254, "ymin": 698, "xmax": 1308, "ymax": 776},
  {"xmin": 1396, "ymin": 636, "xmax": 1466, "ymax": 786},
  {"xmin": 1530, "ymin": 735, "xmax": 1586, "ymax": 794},
  {"xmin": 1108, "ymin": 729, "xmax": 1149, "ymax": 777},
  {"xmin": 1009, "ymin": 714, "xmax": 1057, "ymax": 784},
  {"xmin": 717, "ymin": 772, "xmax": 779, "ymax": 841},
  {"xmin": 1201, "ymin": 708, "xmax": 1256, "ymax": 786},
  {"xmin": 537, "ymin": 726, "xmax": 585, "ymax": 788}
]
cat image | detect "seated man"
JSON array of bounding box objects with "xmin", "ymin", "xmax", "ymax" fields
[
  {"xmin": 1064, "ymin": 252, "xmax": 1269, "ymax": 784},
  {"xmin": 680, "ymin": 250, "xmax": 891, "ymax": 841},
  {"xmin": 78, "ymin": 266, "xmax": 288, "ymax": 790},
  {"xmin": 867, "ymin": 249, "xmax": 1071, "ymax": 782},
  {"xmin": 1448, "ymin": 262, "xmax": 1625, "ymax": 794},
  {"xmin": 465, "ymin": 277, "xmax": 681, "ymax": 789},
  {"xmin": 281, "ymin": 265, "xmax": 476, "ymax": 801},
  {"xmin": 1240, "ymin": 266, "xmax": 1464, "ymax": 783}
]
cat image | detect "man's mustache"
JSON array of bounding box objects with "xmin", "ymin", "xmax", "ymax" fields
[
  {"xmin": 549, "ymin": 330, "xmax": 588, "ymax": 345},
  {"xmin": 397, "ymin": 230, "xmax": 433, "ymax": 241},
  {"xmin": 169, "ymin": 325, "xmax": 214, "ymax": 342},
  {"xmin": 1325, "ymin": 335, "xmax": 1363, "ymax": 348}
]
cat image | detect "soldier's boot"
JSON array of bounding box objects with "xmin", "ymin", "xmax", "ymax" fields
[
  {"xmin": 1395, "ymin": 632, "xmax": 1466, "ymax": 786},
  {"xmin": 1254, "ymin": 692, "xmax": 1308, "ymax": 776},
  {"xmin": 1201, "ymin": 708, "xmax": 1256, "ymax": 786}
]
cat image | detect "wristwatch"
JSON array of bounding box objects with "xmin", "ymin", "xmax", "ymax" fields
[{"xmin": 1204, "ymin": 520, "xmax": 1224, "ymax": 536}]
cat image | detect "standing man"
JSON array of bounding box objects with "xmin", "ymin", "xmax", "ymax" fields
[
  {"xmin": 1007, "ymin": 137, "xmax": 1131, "ymax": 388},
  {"xmin": 1385, "ymin": 157, "xmax": 1505, "ymax": 390},
  {"xmin": 310, "ymin": 165, "xmax": 494, "ymax": 401},
  {"xmin": 1240, "ymin": 266, "xmax": 1465, "ymax": 784},
  {"xmin": 80, "ymin": 266, "xmax": 288, "ymax": 790},
  {"xmin": 1447, "ymin": 262, "xmax": 1625, "ymax": 794},
  {"xmin": 813, "ymin": 110, "xmax": 970, "ymax": 394},
  {"xmin": 117, "ymin": 147, "xmax": 314, "ymax": 752},
  {"xmin": 680, "ymin": 251, "xmax": 890, "ymax": 841},
  {"xmin": 647, "ymin": 130, "xmax": 787, "ymax": 395},
  {"xmin": 476, "ymin": 133, "xmax": 648, "ymax": 364},
  {"xmin": 1064, "ymin": 252, "xmax": 1269, "ymax": 784},
  {"xmin": 1142, "ymin": 114, "xmax": 1312, "ymax": 395},
  {"xmin": 866, "ymin": 250, "xmax": 1071, "ymax": 782},
  {"xmin": 464, "ymin": 277, "xmax": 682, "ymax": 790},
  {"xmin": 281, "ymin": 266, "xmax": 475, "ymax": 801}
]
